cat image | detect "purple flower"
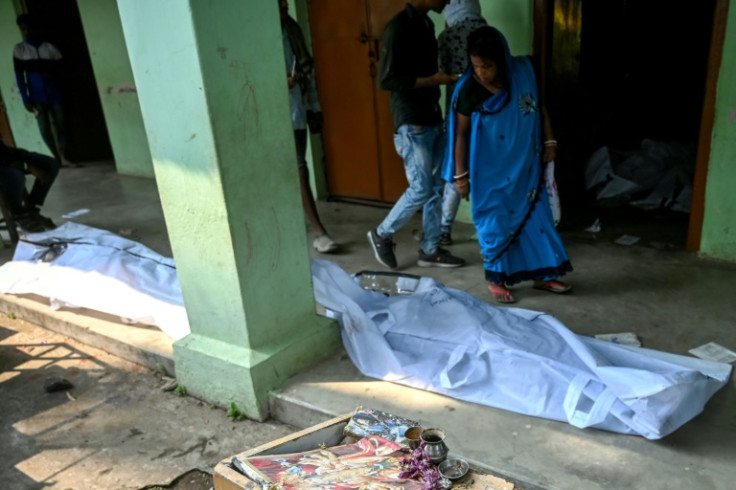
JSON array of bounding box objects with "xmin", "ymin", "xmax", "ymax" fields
[{"xmin": 399, "ymin": 443, "xmax": 444, "ymax": 489}]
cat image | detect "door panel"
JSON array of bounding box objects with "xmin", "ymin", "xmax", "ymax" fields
[
  {"xmin": 367, "ymin": 0, "xmax": 408, "ymax": 202},
  {"xmin": 308, "ymin": 0, "xmax": 407, "ymax": 202},
  {"xmin": 308, "ymin": 0, "xmax": 381, "ymax": 200}
]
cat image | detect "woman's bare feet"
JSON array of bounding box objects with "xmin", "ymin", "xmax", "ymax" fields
[{"xmin": 488, "ymin": 282, "xmax": 516, "ymax": 303}]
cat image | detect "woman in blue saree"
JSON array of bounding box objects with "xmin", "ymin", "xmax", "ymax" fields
[{"xmin": 443, "ymin": 26, "xmax": 572, "ymax": 303}]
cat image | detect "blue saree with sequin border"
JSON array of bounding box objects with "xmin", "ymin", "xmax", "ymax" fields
[{"xmin": 442, "ymin": 27, "xmax": 572, "ymax": 285}]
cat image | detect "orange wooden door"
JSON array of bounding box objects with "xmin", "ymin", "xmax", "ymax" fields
[
  {"xmin": 366, "ymin": 0, "xmax": 408, "ymax": 202},
  {"xmin": 308, "ymin": 0, "xmax": 406, "ymax": 202}
]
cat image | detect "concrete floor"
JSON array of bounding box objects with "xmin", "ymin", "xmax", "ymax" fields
[{"xmin": 1, "ymin": 161, "xmax": 735, "ymax": 489}]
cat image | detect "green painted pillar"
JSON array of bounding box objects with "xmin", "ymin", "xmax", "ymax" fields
[{"xmin": 116, "ymin": 0, "xmax": 340, "ymax": 420}]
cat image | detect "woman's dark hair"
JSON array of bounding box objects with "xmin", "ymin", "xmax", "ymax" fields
[{"xmin": 467, "ymin": 26, "xmax": 508, "ymax": 86}]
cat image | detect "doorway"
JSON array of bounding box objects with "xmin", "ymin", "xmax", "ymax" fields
[
  {"xmin": 538, "ymin": 0, "xmax": 718, "ymax": 247},
  {"xmin": 307, "ymin": 0, "xmax": 407, "ymax": 203},
  {"xmin": 22, "ymin": 0, "xmax": 112, "ymax": 162}
]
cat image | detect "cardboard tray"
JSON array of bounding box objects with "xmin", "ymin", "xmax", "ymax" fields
[{"xmin": 213, "ymin": 412, "xmax": 515, "ymax": 490}]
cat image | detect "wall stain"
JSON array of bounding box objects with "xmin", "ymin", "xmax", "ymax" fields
[
  {"xmin": 153, "ymin": 448, "xmax": 174, "ymax": 460},
  {"xmin": 117, "ymin": 83, "xmax": 137, "ymax": 94},
  {"xmin": 243, "ymin": 219, "xmax": 253, "ymax": 265},
  {"xmin": 187, "ymin": 133, "xmax": 197, "ymax": 142},
  {"xmin": 271, "ymin": 208, "xmax": 280, "ymax": 271},
  {"xmin": 126, "ymin": 428, "xmax": 143, "ymax": 439},
  {"xmin": 217, "ymin": 46, "xmax": 228, "ymax": 60},
  {"xmin": 728, "ymin": 107, "xmax": 736, "ymax": 125},
  {"xmin": 228, "ymin": 60, "xmax": 259, "ymax": 140},
  {"xmin": 105, "ymin": 84, "xmax": 137, "ymax": 95},
  {"xmin": 237, "ymin": 78, "xmax": 259, "ymax": 141}
]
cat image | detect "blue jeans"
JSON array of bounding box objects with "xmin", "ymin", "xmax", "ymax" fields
[
  {"xmin": 377, "ymin": 124, "xmax": 445, "ymax": 255},
  {"xmin": 441, "ymin": 181, "xmax": 461, "ymax": 235},
  {"xmin": 0, "ymin": 150, "xmax": 59, "ymax": 215},
  {"xmin": 35, "ymin": 103, "xmax": 66, "ymax": 161}
]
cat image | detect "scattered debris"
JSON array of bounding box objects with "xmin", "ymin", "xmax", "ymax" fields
[
  {"xmin": 585, "ymin": 218, "xmax": 602, "ymax": 233},
  {"xmin": 44, "ymin": 376, "xmax": 74, "ymax": 393},
  {"xmin": 138, "ymin": 468, "xmax": 213, "ymax": 490},
  {"xmin": 595, "ymin": 332, "xmax": 642, "ymax": 347},
  {"xmin": 689, "ymin": 342, "xmax": 736, "ymax": 364},
  {"xmin": 614, "ymin": 234, "xmax": 640, "ymax": 246},
  {"xmin": 66, "ymin": 391, "xmax": 77, "ymax": 401},
  {"xmin": 161, "ymin": 376, "xmax": 178, "ymax": 392},
  {"xmin": 61, "ymin": 208, "xmax": 90, "ymax": 219},
  {"xmin": 648, "ymin": 241, "xmax": 677, "ymax": 251}
]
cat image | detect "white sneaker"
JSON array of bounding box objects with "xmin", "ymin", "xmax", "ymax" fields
[{"xmin": 313, "ymin": 234, "xmax": 338, "ymax": 253}]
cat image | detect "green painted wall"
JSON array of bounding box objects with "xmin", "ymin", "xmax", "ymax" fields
[
  {"xmin": 701, "ymin": 4, "xmax": 736, "ymax": 261},
  {"xmin": 76, "ymin": 0, "xmax": 153, "ymax": 177},
  {"xmin": 0, "ymin": 0, "xmax": 50, "ymax": 154},
  {"xmin": 480, "ymin": 0, "xmax": 534, "ymax": 54}
]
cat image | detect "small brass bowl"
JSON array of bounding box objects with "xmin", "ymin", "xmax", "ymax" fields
[
  {"xmin": 405, "ymin": 426, "xmax": 423, "ymax": 449},
  {"xmin": 438, "ymin": 457, "xmax": 469, "ymax": 481}
]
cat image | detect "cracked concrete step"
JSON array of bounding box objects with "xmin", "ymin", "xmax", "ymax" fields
[{"xmin": 0, "ymin": 293, "xmax": 175, "ymax": 376}]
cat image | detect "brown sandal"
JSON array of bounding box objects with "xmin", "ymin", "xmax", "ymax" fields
[{"xmin": 488, "ymin": 283, "xmax": 516, "ymax": 304}]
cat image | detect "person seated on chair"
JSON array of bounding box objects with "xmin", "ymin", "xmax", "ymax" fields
[{"xmin": 0, "ymin": 140, "xmax": 59, "ymax": 232}]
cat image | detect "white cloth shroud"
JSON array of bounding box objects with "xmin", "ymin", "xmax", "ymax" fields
[
  {"xmin": 311, "ymin": 259, "xmax": 731, "ymax": 440},
  {"xmin": 0, "ymin": 222, "xmax": 190, "ymax": 340}
]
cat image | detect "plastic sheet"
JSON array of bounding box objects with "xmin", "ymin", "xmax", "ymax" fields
[
  {"xmin": 0, "ymin": 222, "xmax": 190, "ymax": 340},
  {"xmin": 585, "ymin": 139, "xmax": 696, "ymax": 212}
]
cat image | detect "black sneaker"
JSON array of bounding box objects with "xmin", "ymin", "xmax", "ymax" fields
[
  {"xmin": 35, "ymin": 214, "xmax": 56, "ymax": 230},
  {"xmin": 439, "ymin": 233, "xmax": 453, "ymax": 246},
  {"xmin": 28, "ymin": 207, "xmax": 56, "ymax": 230},
  {"xmin": 15, "ymin": 214, "xmax": 46, "ymax": 233},
  {"xmin": 367, "ymin": 229, "xmax": 397, "ymax": 269},
  {"xmin": 417, "ymin": 248, "xmax": 465, "ymax": 268}
]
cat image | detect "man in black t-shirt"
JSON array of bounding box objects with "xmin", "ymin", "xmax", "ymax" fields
[{"xmin": 367, "ymin": 0, "xmax": 465, "ymax": 270}]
